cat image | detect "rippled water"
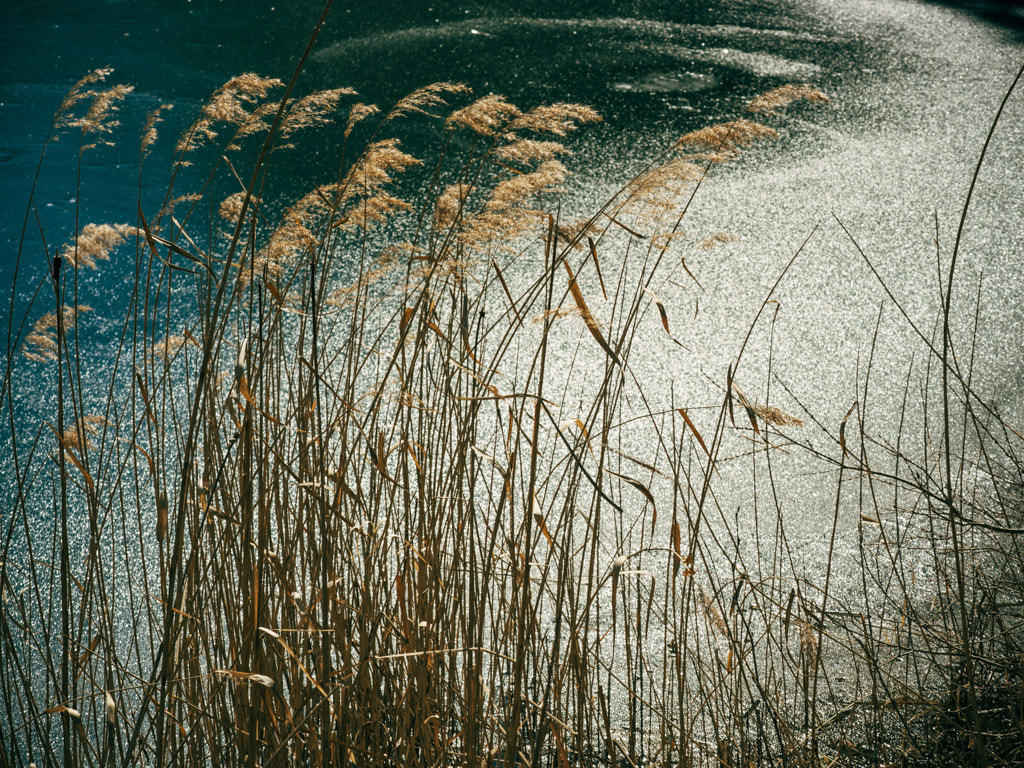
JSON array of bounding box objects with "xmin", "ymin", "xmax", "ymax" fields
[
  {"xmin": 3, "ymin": 6, "xmax": 1024, "ymax": 761},
  {"xmin": 2, "ymin": 0, "xmax": 1023, "ymax": 550}
]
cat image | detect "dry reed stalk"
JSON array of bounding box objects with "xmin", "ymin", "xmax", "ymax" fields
[{"xmin": 16, "ymin": 58, "xmax": 1021, "ymax": 768}]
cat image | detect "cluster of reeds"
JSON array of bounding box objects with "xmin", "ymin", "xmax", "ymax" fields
[{"xmin": 2, "ymin": 9, "xmax": 1022, "ymax": 766}]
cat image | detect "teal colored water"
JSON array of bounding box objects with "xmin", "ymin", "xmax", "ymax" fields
[
  {"xmin": 1, "ymin": 2, "xmax": 1019, "ymax": 267},
  {"xmin": 0, "ymin": 1, "xmax": 901, "ymax": 285},
  {"xmin": 2, "ymin": 0, "xmax": 1024, "ymax": 448}
]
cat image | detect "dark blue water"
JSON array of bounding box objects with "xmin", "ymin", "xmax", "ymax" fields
[
  {"xmin": 3, "ymin": 0, "xmax": 1024, "ymax": 515},
  {"xmin": 3, "ymin": 0, "xmax": 1020, "ymax": 277},
  {"xmin": 0, "ymin": 0, "xmax": 861, "ymax": 287}
]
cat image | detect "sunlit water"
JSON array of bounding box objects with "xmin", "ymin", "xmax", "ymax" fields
[{"xmin": 2, "ymin": 0, "xmax": 1023, "ymax": 751}]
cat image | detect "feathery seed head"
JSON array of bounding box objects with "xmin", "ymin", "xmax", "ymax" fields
[
  {"xmin": 650, "ymin": 231, "xmax": 688, "ymax": 250},
  {"xmin": 486, "ymin": 159, "xmax": 566, "ymax": 211},
  {"xmin": 546, "ymin": 217, "xmax": 592, "ymax": 250},
  {"xmin": 218, "ymin": 191, "xmax": 248, "ymax": 223},
  {"xmin": 387, "ymin": 82, "xmax": 470, "ymax": 121},
  {"xmin": 64, "ymin": 84, "xmax": 134, "ymax": 143},
  {"xmin": 141, "ymin": 104, "xmax": 173, "ymax": 156},
  {"xmin": 449, "ymin": 159, "xmax": 567, "ymax": 252},
  {"xmin": 624, "ymin": 158, "xmax": 703, "ymax": 218},
  {"xmin": 248, "ymin": 674, "xmax": 275, "ymax": 689},
  {"xmin": 345, "ymin": 102, "xmax": 380, "ymax": 139},
  {"xmin": 752, "ymin": 404, "xmax": 803, "ymax": 427},
  {"xmin": 232, "ymin": 100, "xmax": 281, "ymax": 142},
  {"xmin": 531, "ymin": 306, "xmax": 584, "ymax": 324},
  {"xmin": 696, "ymin": 232, "xmax": 738, "ymax": 250},
  {"xmin": 434, "ymin": 183, "xmax": 472, "ymax": 231},
  {"xmin": 177, "ymin": 73, "xmax": 283, "ymax": 154},
  {"xmin": 61, "ymin": 223, "xmax": 137, "ymax": 270},
  {"xmin": 509, "ymin": 103, "xmax": 601, "ymax": 136},
  {"xmin": 446, "ymin": 94, "xmax": 521, "ymax": 136},
  {"xmin": 24, "ymin": 305, "xmax": 93, "ymax": 362},
  {"xmin": 698, "ymin": 584, "xmax": 730, "ymax": 639},
  {"xmin": 677, "ymin": 119, "xmax": 778, "ymax": 154},
  {"xmin": 492, "ymin": 138, "xmax": 570, "ymax": 165},
  {"xmin": 61, "ymin": 415, "xmax": 108, "ymax": 455},
  {"xmin": 746, "ymin": 84, "xmax": 829, "ymax": 116},
  {"xmin": 57, "ymin": 67, "xmax": 114, "ymax": 121},
  {"xmin": 280, "ymin": 87, "xmax": 357, "ymax": 138},
  {"xmin": 348, "ymin": 139, "xmax": 422, "ymax": 192},
  {"xmin": 799, "ymin": 621, "xmax": 818, "ymax": 657},
  {"xmin": 150, "ymin": 333, "xmax": 199, "ymax": 361},
  {"xmin": 341, "ymin": 192, "xmax": 413, "ymax": 232}
]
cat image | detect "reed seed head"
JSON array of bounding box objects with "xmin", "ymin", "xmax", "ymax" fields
[
  {"xmin": 141, "ymin": 103, "xmax": 173, "ymax": 156},
  {"xmin": 279, "ymin": 87, "xmax": 357, "ymax": 139},
  {"xmin": 345, "ymin": 102, "xmax": 380, "ymax": 139},
  {"xmin": 746, "ymin": 84, "xmax": 830, "ymax": 116},
  {"xmin": 387, "ymin": 82, "xmax": 470, "ymax": 121},
  {"xmin": 61, "ymin": 223, "xmax": 137, "ymax": 270},
  {"xmin": 177, "ymin": 73, "xmax": 283, "ymax": 154},
  {"xmin": 509, "ymin": 103, "xmax": 602, "ymax": 136},
  {"xmin": 677, "ymin": 119, "xmax": 778, "ymax": 155},
  {"xmin": 24, "ymin": 305, "xmax": 93, "ymax": 362},
  {"xmin": 447, "ymin": 94, "xmax": 522, "ymax": 136},
  {"xmin": 493, "ymin": 139, "xmax": 570, "ymax": 165},
  {"xmin": 752, "ymin": 404, "xmax": 804, "ymax": 427},
  {"xmin": 696, "ymin": 232, "xmax": 738, "ymax": 250}
]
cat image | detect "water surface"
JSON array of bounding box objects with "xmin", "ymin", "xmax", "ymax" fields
[{"xmin": 2, "ymin": 0, "xmax": 1023, "ymax": 553}]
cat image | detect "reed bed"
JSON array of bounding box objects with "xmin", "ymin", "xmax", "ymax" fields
[{"xmin": 2, "ymin": 13, "xmax": 1023, "ymax": 767}]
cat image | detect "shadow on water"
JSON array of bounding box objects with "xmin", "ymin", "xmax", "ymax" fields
[
  {"xmin": 0, "ymin": 0, "xmax": 860, "ymax": 288},
  {"xmin": 925, "ymin": 0, "xmax": 1024, "ymax": 35}
]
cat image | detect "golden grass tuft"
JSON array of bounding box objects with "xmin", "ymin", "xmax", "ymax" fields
[
  {"xmin": 61, "ymin": 223, "xmax": 137, "ymax": 270},
  {"xmin": 698, "ymin": 584, "xmax": 730, "ymax": 640},
  {"xmin": 696, "ymin": 232, "xmax": 738, "ymax": 250},
  {"xmin": 24, "ymin": 305, "xmax": 92, "ymax": 362},
  {"xmin": 66, "ymin": 84, "xmax": 134, "ymax": 143},
  {"xmin": 386, "ymin": 81, "xmax": 470, "ymax": 121},
  {"xmin": 677, "ymin": 118, "xmax": 778, "ymax": 155},
  {"xmin": 492, "ymin": 138, "xmax": 570, "ymax": 165},
  {"xmin": 509, "ymin": 103, "xmax": 602, "ymax": 136},
  {"xmin": 531, "ymin": 305, "xmax": 584, "ymax": 324},
  {"xmin": 55, "ymin": 68, "xmax": 134, "ymax": 143},
  {"xmin": 434, "ymin": 183, "xmax": 472, "ymax": 231},
  {"xmin": 546, "ymin": 217, "xmax": 593, "ymax": 250},
  {"xmin": 746, "ymin": 84, "xmax": 830, "ymax": 116},
  {"xmin": 446, "ymin": 93, "xmax": 522, "ymax": 136},
  {"xmin": 623, "ymin": 157, "xmax": 703, "ymax": 218},
  {"xmin": 56, "ymin": 67, "xmax": 114, "ymax": 123},
  {"xmin": 486, "ymin": 159, "xmax": 567, "ymax": 211},
  {"xmin": 177, "ymin": 73, "xmax": 284, "ymax": 154},
  {"xmin": 345, "ymin": 102, "xmax": 380, "ymax": 139},
  {"xmin": 218, "ymin": 191, "xmax": 248, "ymax": 223},
  {"xmin": 140, "ymin": 103, "xmax": 173, "ymax": 156},
  {"xmin": 150, "ymin": 333, "xmax": 200, "ymax": 361},
  {"xmin": 60, "ymin": 415, "xmax": 107, "ymax": 455},
  {"xmin": 279, "ymin": 87, "xmax": 357, "ymax": 138}
]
